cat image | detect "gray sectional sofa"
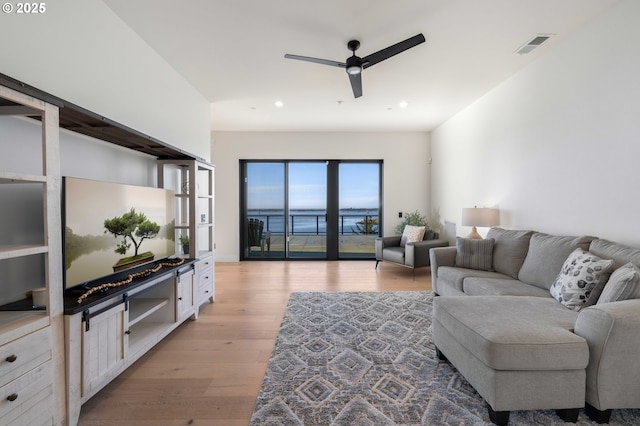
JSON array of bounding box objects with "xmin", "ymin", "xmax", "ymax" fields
[{"xmin": 429, "ymin": 228, "xmax": 640, "ymax": 425}]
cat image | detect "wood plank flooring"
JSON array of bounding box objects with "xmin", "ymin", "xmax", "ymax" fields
[{"xmin": 77, "ymin": 261, "xmax": 432, "ymax": 425}]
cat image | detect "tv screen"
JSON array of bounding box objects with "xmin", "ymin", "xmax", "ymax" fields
[{"xmin": 63, "ymin": 177, "xmax": 176, "ymax": 289}]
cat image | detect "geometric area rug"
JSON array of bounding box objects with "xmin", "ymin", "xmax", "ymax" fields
[{"xmin": 250, "ymin": 291, "xmax": 640, "ymax": 425}]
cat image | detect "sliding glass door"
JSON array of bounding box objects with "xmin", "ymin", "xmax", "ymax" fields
[
  {"xmin": 338, "ymin": 163, "xmax": 381, "ymax": 258},
  {"xmin": 288, "ymin": 162, "xmax": 327, "ymax": 258},
  {"xmin": 245, "ymin": 162, "xmax": 286, "ymax": 258},
  {"xmin": 241, "ymin": 160, "xmax": 381, "ymax": 260}
]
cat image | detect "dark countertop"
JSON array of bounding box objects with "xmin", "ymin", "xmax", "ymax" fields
[{"xmin": 63, "ymin": 257, "xmax": 196, "ymax": 315}]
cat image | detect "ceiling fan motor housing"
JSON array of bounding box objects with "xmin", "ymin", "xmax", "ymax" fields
[{"xmin": 346, "ymin": 56, "xmax": 362, "ymax": 75}]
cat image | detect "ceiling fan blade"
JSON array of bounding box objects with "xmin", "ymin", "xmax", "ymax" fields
[
  {"xmin": 284, "ymin": 54, "xmax": 346, "ymax": 68},
  {"xmin": 348, "ymin": 72, "xmax": 363, "ymax": 98},
  {"xmin": 362, "ymin": 33, "xmax": 425, "ymax": 69}
]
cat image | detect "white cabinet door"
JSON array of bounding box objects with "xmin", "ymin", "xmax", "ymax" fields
[
  {"xmin": 81, "ymin": 303, "xmax": 127, "ymax": 400},
  {"xmin": 176, "ymin": 269, "xmax": 195, "ymax": 321}
]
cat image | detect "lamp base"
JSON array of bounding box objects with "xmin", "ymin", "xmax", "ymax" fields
[{"xmin": 466, "ymin": 226, "xmax": 483, "ymax": 239}]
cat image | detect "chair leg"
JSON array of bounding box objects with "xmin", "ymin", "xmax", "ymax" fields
[
  {"xmin": 435, "ymin": 345, "xmax": 448, "ymax": 362},
  {"xmin": 487, "ymin": 404, "xmax": 510, "ymax": 426},
  {"xmin": 375, "ymin": 260, "xmax": 381, "ymax": 269},
  {"xmin": 556, "ymin": 408, "xmax": 580, "ymax": 423},
  {"xmin": 585, "ymin": 404, "xmax": 612, "ymax": 424}
]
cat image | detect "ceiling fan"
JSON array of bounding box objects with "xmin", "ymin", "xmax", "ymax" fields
[{"xmin": 284, "ymin": 33, "xmax": 425, "ymax": 98}]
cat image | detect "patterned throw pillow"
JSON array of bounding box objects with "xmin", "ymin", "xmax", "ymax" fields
[
  {"xmin": 598, "ymin": 262, "xmax": 640, "ymax": 304},
  {"xmin": 455, "ymin": 237, "xmax": 494, "ymax": 271},
  {"xmin": 400, "ymin": 225, "xmax": 426, "ymax": 247},
  {"xmin": 550, "ymin": 248, "xmax": 614, "ymax": 311}
]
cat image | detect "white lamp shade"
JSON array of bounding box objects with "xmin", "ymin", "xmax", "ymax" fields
[{"xmin": 461, "ymin": 207, "xmax": 500, "ymax": 227}]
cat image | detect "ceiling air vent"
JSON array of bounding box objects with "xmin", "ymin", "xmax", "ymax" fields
[{"xmin": 514, "ymin": 34, "xmax": 552, "ymax": 55}]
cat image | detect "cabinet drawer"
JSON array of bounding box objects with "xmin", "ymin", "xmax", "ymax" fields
[
  {"xmin": 197, "ymin": 260, "xmax": 213, "ymax": 284},
  {"xmin": 198, "ymin": 278, "xmax": 213, "ymax": 301},
  {"xmin": 0, "ymin": 328, "xmax": 51, "ymax": 388},
  {"xmin": 0, "ymin": 360, "xmax": 53, "ymax": 421}
]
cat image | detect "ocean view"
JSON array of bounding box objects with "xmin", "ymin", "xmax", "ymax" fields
[{"xmin": 248, "ymin": 209, "xmax": 379, "ymax": 235}]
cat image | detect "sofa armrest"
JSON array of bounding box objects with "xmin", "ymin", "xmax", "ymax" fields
[
  {"xmin": 405, "ymin": 239, "xmax": 449, "ymax": 268},
  {"xmin": 429, "ymin": 246, "xmax": 457, "ymax": 294},
  {"xmin": 574, "ymin": 298, "xmax": 640, "ymax": 411},
  {"xmin": 375, "ymin": 236, "xmax": 402, "ymax": 259}
]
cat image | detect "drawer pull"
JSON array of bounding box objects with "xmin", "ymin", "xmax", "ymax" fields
[
  {"xmin": 7, "ymin": 393, "xmax": 18, "ymax": 402},
  {"xmin": 125, "ymin": 330, "xmax": 131, "ymax": 335},
  {"xmin": 6, "ymin": 354, "xmax": 17, "ymax": 363}
]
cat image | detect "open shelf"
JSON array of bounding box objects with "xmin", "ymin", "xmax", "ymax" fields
[
  {"xmin": 0, "ymin": 172, "xmax": 46, "ymax": 184},
  {"xmin": 128, "ymin": 298, "xmax": 170, "ymax": 327},
  {"xmin": 128, "ymin": 321, "xmax": 173, "ymax": 356},
  {"xmin": 0, "ymin": 245, "xmax": 48, "ymax": 260}
]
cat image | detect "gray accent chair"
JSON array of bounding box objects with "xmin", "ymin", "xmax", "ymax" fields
[{"xmin": 375, "ymin": 230, "xmax": 448, "ymax": 274}]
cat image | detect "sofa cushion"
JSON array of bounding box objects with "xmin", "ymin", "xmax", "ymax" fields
[
  {"xmin": 433, "ymin": 296, "xmax": 586, "ymax": 371},
  {"xmin": 518, "ymin": 233, "xmax": 595, "ymax": 290},
  {"xmin": 455, "ymin": 237, "xmax": 494, "ymax": 271},
  {"xmin": 598, "ymin": 262, "xmax": 640, "ymax": 304},
  {"xmin": 487, "ymin": 227, "xmax": 534, "ymax": 279},
  {"xmin": 549, "ymin": 248, "xmax": 614, "ymax": 311},
  {"xmin": 400, "ymin": 225, "xmax": 425, "ymax": 247},
  {"xmin": 589, "ymin": 238, "xmax": 640, "ymax": 268},
  {"xmin": 463, "ymin": 277, "xmax": 552, "ymax": 298},
  {"xmin": 437, "ymin": 266, "xmax": 511, "ymax": 293}
]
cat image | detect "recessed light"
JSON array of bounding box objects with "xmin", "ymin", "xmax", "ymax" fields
[
  {"xmin": 399, "ymin": 101, "xmax": 409, "ymax": 108},
  {"xmin": 274, "ymin": 101, "xmax": 284, "ymax": 108}
]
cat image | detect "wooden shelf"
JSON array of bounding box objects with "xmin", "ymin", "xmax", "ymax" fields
[
  {"xmin": 128, "ymin": 321, "xmax": 173, "ymax": 356},
  {"xmin": 0, "ymin": 172, "xmax": 46, "ymax": 184},
  {"xmin": 128, "ymin": 298, "xmax": 170, "ymax": 327},
  {"xmin": 0, "ymin": 245, "xmax": 48, "ymax": 260},
  {"xmin": 0, "ymin": 313, "xmax": 49, "ymax": 346}
]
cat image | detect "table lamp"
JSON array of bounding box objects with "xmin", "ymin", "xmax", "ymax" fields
[{"xmin": 461, "ymin": 206, "xmax": 500, "ymax": 239}]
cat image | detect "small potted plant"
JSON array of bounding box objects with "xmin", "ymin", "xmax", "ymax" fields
[{"xmin": 179, "ymin": 234, "xmax": 190, "ymax": 255}]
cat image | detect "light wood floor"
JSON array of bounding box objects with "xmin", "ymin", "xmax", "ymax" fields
[{"xmin": 77, "ymin": 261, "xmax": 432, "ymax": 425}]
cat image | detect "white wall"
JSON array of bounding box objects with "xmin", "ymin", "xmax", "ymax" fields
[
  {"xmin": 0, "ymin": 116, "xmax": 156, "ymax": 186},
  {"xmin": 0, "ymin": 0, "xmax": 210, "ymax": 160},
  {"xmin": 212, "ymin": 132, "xmax": 430, "ymax": 262},
  {"xmin": 430, "ymin": 0, "xmax": 640, "ymax": 247}
]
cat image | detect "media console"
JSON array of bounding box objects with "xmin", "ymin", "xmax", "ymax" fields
[{"xmin": 63, "ymin": 255, "xmax": 213, "ymax": 426}]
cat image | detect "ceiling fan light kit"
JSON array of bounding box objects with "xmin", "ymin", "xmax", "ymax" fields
[{"xmin": 285, "ymin": 33, "xmax": 425, "ymax": 98}]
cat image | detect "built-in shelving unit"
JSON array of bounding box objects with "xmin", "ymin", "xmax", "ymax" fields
[
  {"xmin": 157, "ymin": 159, "xmax": 215, "ymax": 312},
  {"xmin": 1, "ymin": 74, "xmax": 216, "ymax": 426},
  {"xmin": 0, "ymin": 84, "xmax": 65, "ymax": 425}
]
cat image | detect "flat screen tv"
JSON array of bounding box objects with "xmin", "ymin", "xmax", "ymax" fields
[{"xmin": 63, "ymin": 177, "xmax": 176, "ymax": 290}]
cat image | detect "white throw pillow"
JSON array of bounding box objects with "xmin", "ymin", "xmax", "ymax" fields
[
  {"xmin": 550, "ymin": 248, "xmax": 614, "ymax": 311},
  {"xmin": 598, "ymin": 262, "xmax": 640, "ymax": 304},
  {"xmin": 400, "ymin": 225, "xmax": 425, "ymax": 247}
]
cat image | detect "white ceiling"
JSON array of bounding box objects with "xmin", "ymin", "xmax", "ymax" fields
[{"xmin": 104, "ymin": 0, "xmax": 618, "ymax": 132}]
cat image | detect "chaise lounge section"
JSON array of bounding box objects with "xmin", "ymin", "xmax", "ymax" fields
[{"xmin": 429, "ymin": 228, "xmax": 640, "ymax": 424}]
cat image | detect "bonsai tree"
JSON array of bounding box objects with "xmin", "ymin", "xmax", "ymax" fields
[
  {"xmin": 394, "ymin": 210, "xmax": 430, "ymax": 235},
  {"xmin": 104, "ymin": 208, "xmax": 160, "ymax": 257}
]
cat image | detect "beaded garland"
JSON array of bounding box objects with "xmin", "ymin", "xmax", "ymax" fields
[{"xmin": 76, "ymin": 258, "xmax": 186, "ymax": 304}]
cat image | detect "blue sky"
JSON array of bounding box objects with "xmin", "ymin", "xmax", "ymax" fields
[{"xmin": 247, "ymin": 162, "xmax": 379, "ymax": 210}]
